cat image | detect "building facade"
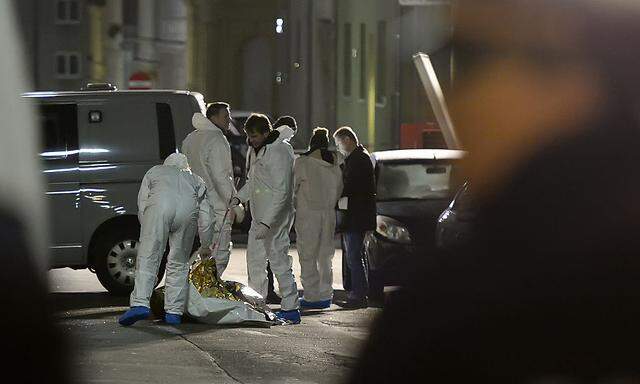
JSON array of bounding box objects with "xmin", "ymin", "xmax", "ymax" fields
[{"xmin": 336, "ymin": 0, "xmax": 453, "ymax": 150}]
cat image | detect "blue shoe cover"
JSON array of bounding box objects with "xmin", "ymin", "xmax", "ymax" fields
[
  {"xmin": 165, "ymin": 313, "xmax": 182, "ymax": 325},
  {"xmin": 300, "ymin": 299, "xmax": 331, "ymax": 309},
  {"xmin": 275, "ymin": 309, "xmax": 301, "ymax": 324},
  {"xmin": 118, "ymin": 306, "xmax": 150, "ymax": 326}
]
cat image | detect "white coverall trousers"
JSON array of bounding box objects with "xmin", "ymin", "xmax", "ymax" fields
[
  {"xmin": 246, "ymin": 213, "xmax": 299, "ymax": 311},
  {"xmin": 131, "ymin": 199, "xmax": 198, "ymax": 315},
  {"xmin": 212, "ymin": 207, "xmax": 233, "ymax": 276},
  {"xmin": 295, "ymin": 207, "xmax": 336, "ymax": 302}
]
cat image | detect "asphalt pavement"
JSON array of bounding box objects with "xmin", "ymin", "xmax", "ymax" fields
[{"xmin": 49, "ymin": 247, "xmax": 380, "ymax": 384}]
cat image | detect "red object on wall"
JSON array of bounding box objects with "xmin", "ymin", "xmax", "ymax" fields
[
  {"xmin": 128, "ymin": 72, "xmax": 152, "ymax": 90},
  {"xmin": 400, "ymin": 122, "xmax": 446, "ymax": 149}
]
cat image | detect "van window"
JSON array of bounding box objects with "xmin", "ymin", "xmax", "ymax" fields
[
  {"xmin": 156, "ymin": 103, "xmax": 176, "ymax": 160},
  {"xmin": 39, "ymin": 104, "xmax": 78, "ymax": 160}
]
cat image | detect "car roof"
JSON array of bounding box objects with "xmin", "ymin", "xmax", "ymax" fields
[
  {"xmin": 21, "ymin": 89, "xmax": 196, "ymax": 98},
  {"xmin": 372, "ymin": 149, "xmax": 467, "ymax": 162}
]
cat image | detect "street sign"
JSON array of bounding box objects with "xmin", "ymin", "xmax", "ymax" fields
[{"xmin": 128, "ymin": 72, "xmax": 152, "ymax": 90}]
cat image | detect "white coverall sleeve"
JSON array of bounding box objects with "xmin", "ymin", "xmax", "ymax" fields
[
  {"xmin": 205, "ymin": 138, "xmax": 236, "ymax": 207},
  {"xmin": 261, "ymin": 146, "xmax": 293, "ymax": 228},
  {"xmin": 197, "ymin": 193, "xmax": 214, "ymax": 249},
  {"xmin": 137, "ymin": 168, "xmax": 153, "ymax": 223},
  {"xmin": 293, "ymin": 158, "xmax": 305, "ymax": 208},
  {"xmin": 236, "ymin": 147, "xmax": 253, "ymax": 203}
]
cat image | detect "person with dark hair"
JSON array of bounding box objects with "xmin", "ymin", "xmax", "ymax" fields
[
  {"xmin": 246, "ymin": 115, "xmax": 299, "ymax": 303},
  {"xmin": 205, "ymin": 102, "xmax": 231, "ymax": 131},
  {"xmin": 294, "ymin": 128, "xmax": 343, "ymax": 309},
  {"xmin": 232, "ymin": 114, "xmax": 301, "ymax": 324},
  {"xmin": 182, "ymin": 102, "xmax": 242, "ymax": 278},
  {"xmin": 333, "ymin": 126, "xmax": 375, "ymax": 308}
]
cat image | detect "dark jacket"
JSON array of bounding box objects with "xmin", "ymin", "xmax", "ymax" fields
[{"xmin": 340, "ymin": 145, "xmax": 376, "ymax": 232}]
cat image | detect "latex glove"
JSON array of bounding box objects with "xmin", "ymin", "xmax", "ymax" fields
[
  {"xmin": 254, "ymin": 222, "xmax": 270, "ymax": 240},
  {"xmin": 229, "ymin": 197, "xmax": 241, "ymax": 208},
  {"xmin": 232, "ymin": 204, "xmax": 245, "ymax": 224},
  {"xmin": 198, "ymin": 246, "xmax": 212, "ymax": 258}
]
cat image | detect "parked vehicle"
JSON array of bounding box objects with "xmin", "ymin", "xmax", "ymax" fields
[
  {"xmin": 342, "ymin": 149, "xmax": 465, "ymax": 299},
  {"xmin": 25, "ymin": 86, "xmax": 206, "ymax": 295}
]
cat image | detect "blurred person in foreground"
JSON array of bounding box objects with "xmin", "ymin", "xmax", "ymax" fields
[
  {"xmin": 0, "ymin": 1, "xmax": 70, "ymax": 381},
  {"xmin": 351, "ymin": 1, "xmax": 640, "ymax": 382}
]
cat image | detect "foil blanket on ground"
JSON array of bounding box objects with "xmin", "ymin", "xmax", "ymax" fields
[{"xmin": 151, "ymin": 254, "xmax": 281, "ymax": 326}]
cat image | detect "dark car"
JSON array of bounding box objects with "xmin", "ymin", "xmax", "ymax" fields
[
  {"xmin": 435, "ymin": 182, "xmax": 476, "ymax": 251},
  {"xmin": 342, "ymin": 149, "xmax": 466, "ymax": 300}
]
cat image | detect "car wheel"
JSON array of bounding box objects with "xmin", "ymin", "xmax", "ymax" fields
[
  {"xmin": 341, "ymin": 235, "xmax": 352, "ymax": 291},
  {"xmin": 94, "ymin": 225, "xmax": 167, "ymax": 296}
]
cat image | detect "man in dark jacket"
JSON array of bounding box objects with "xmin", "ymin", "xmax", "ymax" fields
[{"xmin": 334, "ymin": 127, "xmax": 376, "ymax": 308}]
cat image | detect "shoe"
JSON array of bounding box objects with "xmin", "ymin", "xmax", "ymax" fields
[
  {"xmin": 338, "ymin": 297, "xmax": 368, "ymax": 309},
  {"xmin": 300, "ymin": 299, "xmax": 332, "ymax": 309},
  {"xmin": 275, "ymin": 309, "xmax": 301, "ymax": 324},
  {"xmin": 118, "ymin": 306, "xmax": 150, "ymax": 326},
  {"xmin": 165, "ymin": 313, "xmax": 182, "ymax": 325}
]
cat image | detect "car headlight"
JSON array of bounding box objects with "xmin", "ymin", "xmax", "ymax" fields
[{"xmin": 376, "ymin": 215, "xmax": 411, "ymax": 244}]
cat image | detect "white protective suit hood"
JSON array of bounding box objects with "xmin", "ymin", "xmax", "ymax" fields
[
  {"xmin": 192, "ymin": 112, "xmax": 219, "ymax": 132},
  {"xmin": 163, "ymin": 152, "xmax": 190, "ymax": 170},
  {"xmin": 276, "ymin": 125, "xmax": 296, "ymax": 143}
]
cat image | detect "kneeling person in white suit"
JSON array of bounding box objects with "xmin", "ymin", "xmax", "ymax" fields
[{"xmin": 119, "ymin": 153, "xmax": 213, "ymax": 326}]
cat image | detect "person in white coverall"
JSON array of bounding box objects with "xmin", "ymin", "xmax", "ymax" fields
[
  {"xmin": 182, "ymin": 103, "xmax": 239, "ymax": 277},
  {"xmin": 245, "ymin": 115, "xmax": 298, "ymax": 303},
  {"xmin": 119, "ymin": 153, "xmax": 213, "ymax": 326},
  {"xmin": 233, "ymin": 113, "xmax": 301, "ymax": 324},
  {"xmin": 294, "ymin": 128, "xmax": 343, "ymax": 309}
]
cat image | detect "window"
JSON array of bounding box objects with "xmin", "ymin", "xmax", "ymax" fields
[
  {"xmin": 55, "ymin": 0, "xmax": 80, "ymax": 24},
  {"xmin": 343, "ymin": 23, "xmax": 352, "ymax": 97},
  {"xmin": 359, "ymin": 23, "xmax": 367, "ymax": 100},
  {"xmin": 39, "ymin": 104, "xmax": 78, "ymax": 161},
  {"xmin": 376, "ymin": 21, "xmax": 387, "ymax": 104},
  {"xmin": 55, "ymin": 52, "xmax": 82, "ymax": 78},
  {"xmin": 376, "ymin": 162, "xmax": 456, "ymax": 201},
  {"xmin": 156, "ymin": 103, "xmax": 176, "ymax": 161}
]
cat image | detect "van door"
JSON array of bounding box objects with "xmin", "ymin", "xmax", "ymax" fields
[{"xmin": 39, "ymin": 103, "xmax": 83, "ymax": 267}]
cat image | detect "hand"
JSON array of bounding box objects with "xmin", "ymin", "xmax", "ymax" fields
[
  {"xmin": 254, "ymin": 222, "xmax": 270, "ymax": 240},
  {"xmin": 198, "ymin": 246, "xmax": 212, "ymax": 257}
]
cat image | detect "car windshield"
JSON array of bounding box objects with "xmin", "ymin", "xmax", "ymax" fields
[{"xmin": 377, "ymin": 161, "xmax": 456, "ymax": 201}]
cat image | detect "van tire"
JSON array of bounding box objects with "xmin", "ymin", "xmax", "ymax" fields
[{"xmin": 93, "ymin": 225, "xmax": 167, "ymax": 296}]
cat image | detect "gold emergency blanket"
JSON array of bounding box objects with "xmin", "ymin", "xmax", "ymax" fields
[{"xmin": 189, "ymin": 258, "xmax": 237, "ymax": 301}]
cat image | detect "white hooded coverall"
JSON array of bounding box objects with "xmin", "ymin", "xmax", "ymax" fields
[
  {"xmin": 131, "ymin": 153, "xmax": 213, "ymax": 315},
  {"xmin": 294, "ymin": 151, "xmax": 343, "ymax": 302},
  {"xmin": 182, "ymin": 113, "xmax": 236, "ymax": 276},
  {"xmin": 238, "ymin": 130, "xmax": 299, "ymax": 311}
]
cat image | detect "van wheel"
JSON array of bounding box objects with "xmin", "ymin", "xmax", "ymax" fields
[{"xmin": 93, "ymin": 226, "xmax": 167, "ymax": 296}]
